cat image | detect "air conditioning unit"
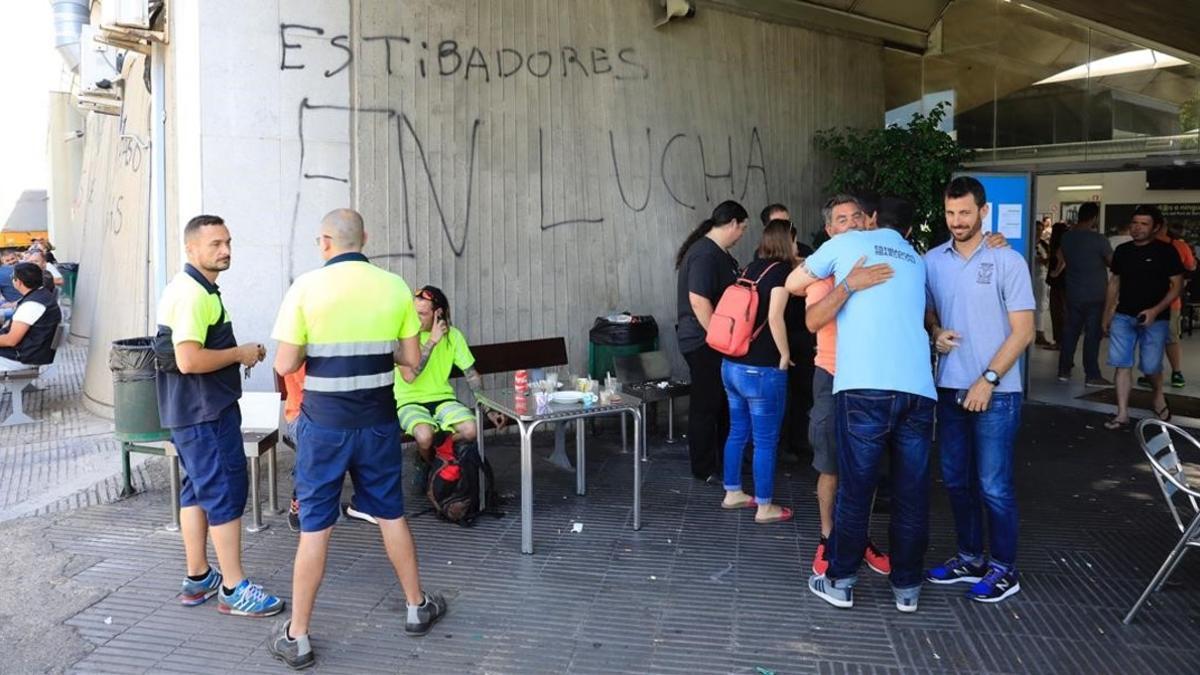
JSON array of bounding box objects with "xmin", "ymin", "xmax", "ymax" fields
[
  {"xmin": 101, "ymin": 0, "xmax": 153, "ymax": 29},
  {"xmin": 78, "ymin": 24, "xmax": 122, "ymax": 115}
]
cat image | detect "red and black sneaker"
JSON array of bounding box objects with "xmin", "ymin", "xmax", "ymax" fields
[
  {"xmin": 865, "ymin": 540, "xmax": 891, "ymax": 575},
  {"xmin": 812, "ymin": 537, "xmax": 829, "ymax": 576}
]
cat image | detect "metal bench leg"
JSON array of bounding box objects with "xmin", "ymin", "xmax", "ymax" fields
[
  {"xmin": 548, "ymin": 422, "xmax": 573, "ymax": 471},
  {"xmin": 666, "ymin": 398, "xmax": 676, "ymax": 443},
  {"xmin": 267, "ymin": 446, "xmax": 280, "ymax": 514},
  {"xmin": 575, "ymin": 418, "xmax": 586, "ymax": 496},
  {"xmin": 641, "ymin": 403, "xmax": 649, "ymax": 462},
  {"xmin": 246, "ymin": 455, "xmax": 267, "ymax": 533},
  {"xmin": 0, "ymin": 383, "xmax": 35, "ymax": 427},
  {"xmin": 167, "ymin": 456, "xmax": 181, "ymax": 532},
  {"xmin": 1124, "ymin": 514, "xmax": 1200, "ymax": 624},
  {"xmin": 476, "ymin": 402, "xmax": 487, "ymax": 509}
]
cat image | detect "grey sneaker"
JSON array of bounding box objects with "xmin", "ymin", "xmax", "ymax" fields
[
  {"xmin": 893, "ymin": 586, "xmax": 920, "ymax": 613},
  {"xmin": 267, "ymin": 620, "xmax": 315, "ymax": 670},
  {"xmin": 405, "ymin": 591, "xmax": 448, "ymax": 636},
  {"xmin": 808, "ymin": 574, "xmax": 853, "ymax": 608},
  {"xmin": 1084, "ymin": 377, "xmax": 1113, "ymax": 388}
]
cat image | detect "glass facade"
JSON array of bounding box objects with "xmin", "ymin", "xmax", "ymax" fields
[{"xmin": 884, "ymin": 0, "xmax": 1200, "ymax": 164}]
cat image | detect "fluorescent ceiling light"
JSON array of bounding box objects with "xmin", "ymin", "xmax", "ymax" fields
[
  {"xmin": 1035, "ymin": 49, "xmax": 1187, "ymax": 85},
  {"xmin": 1057, "ymin": 184, "xmax": 1103, "ymax": 191}
]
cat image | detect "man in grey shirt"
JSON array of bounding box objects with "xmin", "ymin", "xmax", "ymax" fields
[{"xmin": 1054, "ymin": 202, "xmax": 1111, "ymax": 386}]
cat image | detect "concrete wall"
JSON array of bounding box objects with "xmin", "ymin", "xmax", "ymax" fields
[{"xmin": 188, "ymin": 0, "xmax": 883, "ymax": 385}]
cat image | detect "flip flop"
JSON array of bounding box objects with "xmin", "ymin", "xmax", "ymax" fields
[
  {"xmin": 755, "ymin": 506, "xmax": 794, "ymax": 524},
  {"xmin": 1104, "ymin": 416, "xmax": 1130, "ymax": 431},
  {"xmin": 721, "ymin": 497, "xmax": 756, "ymax": 510},
  {"xmin": 1156, "ymin": 404, "xmax": 1172, "ymax": 422}
]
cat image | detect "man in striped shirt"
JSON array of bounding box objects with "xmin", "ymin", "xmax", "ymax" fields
[{"xmin": 268, "ymin": 209, "xmax": 447, "ymax": 669}]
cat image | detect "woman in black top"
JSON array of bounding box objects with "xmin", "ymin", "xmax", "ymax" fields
[
  {"xmin": 718, "ymin": 220, "xmax": 795, "ymax": 523},
  {"xmin": 675, "ymin": 200, "xmax": 748, "ymax": 481},
  {"xmin": 1045, "ymin": 221, "xmax": 1068, "ymax": 349}
]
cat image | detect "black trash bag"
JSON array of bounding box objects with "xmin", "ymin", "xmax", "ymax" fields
[
  {"xmin": 589, "ymin": 314, "xmax": 659, "ymax": 346},
  {"xmin": 109, "ymin": 337, "xmax": 158, "ymax": 383},
  {"xmin": 56, "ymin": 262, "xmax": 79, "ymax": 274}
]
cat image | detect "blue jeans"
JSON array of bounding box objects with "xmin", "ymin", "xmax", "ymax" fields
[
  {"xmin": 829, "ymin": 390, "xmax": 935, "ymax": 589},
  {"xmin": 936, "ymin": 389, "xmax": 1022, "ymax": 566},
  {"xmin": 1058, "ymin": 299, "xmax": 1104, "ymax": 379},
  {"xmin": 721, "ymin": 360, "xmax": 788, "ymax": 504}
]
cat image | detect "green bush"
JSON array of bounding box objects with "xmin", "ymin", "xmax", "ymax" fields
[{"xmin": 814, "ymin": 102, "xmax": 973, "ymax": 251}]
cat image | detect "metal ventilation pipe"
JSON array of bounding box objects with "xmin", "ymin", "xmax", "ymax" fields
[{"xmin": 50, "ymin": 0, "xmax": 90, "ymax": 72}]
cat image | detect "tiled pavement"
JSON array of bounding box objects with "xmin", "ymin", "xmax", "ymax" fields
[
  {"xmin": 25, "ymin": 400, "xmax": 1200, "ymax": 674},
  {"xmin": 4, "ymin": 341, "xmax": 1200, "ymax": 672}
]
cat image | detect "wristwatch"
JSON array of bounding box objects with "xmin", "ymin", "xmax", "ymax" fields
[{"xmin": 982, "ymin": 369, "xmax": 1000, "ymax": 386}]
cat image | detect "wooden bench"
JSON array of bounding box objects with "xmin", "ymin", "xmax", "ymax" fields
[{"xmin": 0, "ymin": 323, "xmax": 68, "ymax": 427}]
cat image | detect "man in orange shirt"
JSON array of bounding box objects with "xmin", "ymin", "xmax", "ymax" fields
[
  {"xmin": 803, "ymin": 195, "xmax": 894, "ymax": 576},
  {"xmin": 1158, "ymin": 223, "xmax": 1195, "ymax": 387},
  {"xmin": 283, "ymin": 365, "xmax": 305, "ymax": 531}
]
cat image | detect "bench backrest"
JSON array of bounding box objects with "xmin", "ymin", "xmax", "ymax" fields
[
  {"xmin": 50, "ymin": 323, "xmax": 68, "ymax": 351},
  {"xmin": 452, "ymin": 337, "xmax": 568, "ymax": 378}
]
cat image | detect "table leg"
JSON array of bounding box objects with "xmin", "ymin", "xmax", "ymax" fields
[
  {"xmin": 633, "ymin": 409, "xmax": 642, "ymax": 531},
  {"xmin": 267, "ymin": 446, "xmax": 280, "ymax": 514},
  {"xmin": 476, "ymin": 402, "xmax": 487, "ymax": 509},
  {"xmin": 621, "ymin": 415, "xmax": 628, "ymax": 453},
  {"xmin": 575, "ymin": 418, "xmax": 586, "ymax": 496},
  {"xmin": 667, "ymin": 398, "xmax": 676, "ymax": 443},
  {"xmin": 167, "ymin": 456, "xmax": 181, "ymax": 532},
  {"xmin": 520, "ymin": 420, "xmax": 535, "ymax": 554},
  {"xmin": 247, "ymin": 454, "xmax": 267, "ymax": 533}
]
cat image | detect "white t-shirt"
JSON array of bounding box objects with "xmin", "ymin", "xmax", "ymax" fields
[
  {"xmin": 45, "ymin": 263, "xmax": 62, "ymax": 280},
  {"xmin": 12, "ymin": 300, "xmax": 47, "ymax": 326}
]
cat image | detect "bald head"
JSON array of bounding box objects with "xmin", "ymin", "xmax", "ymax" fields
[{"xmin": 319, "ymin": 209, "xmax": 366, "ymax": 253}]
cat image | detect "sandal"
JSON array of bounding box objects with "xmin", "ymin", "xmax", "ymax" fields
[
  {"xmin": 755, "ymin": 506, "xmax": 794, "ymax": 524},
  {"xmin": 1156, "ymin": 404, "xmax": 1172, "ymax": 422},
  {"xmin": 1104, "ymin": 416, "xmax": 1130, "ymax": 431},
  {"xmin": 721, "ymin": 497, "xmax": 756, "ymax": 510}
]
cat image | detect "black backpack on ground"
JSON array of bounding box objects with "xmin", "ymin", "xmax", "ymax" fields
[{"xmin": 424, "ymin": 433, "xmax": 502, "ymax": 526}]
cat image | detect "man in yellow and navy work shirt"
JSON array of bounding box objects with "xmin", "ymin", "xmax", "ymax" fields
[
  {"xmin": 395, "ymin": 285, "xmax": 505, "ymax": 462},
  {"xmin": 268, "ymin": 208, "xmax": 446, "ymax": 669},
  {"xmin": 155, "ymin": 214, "xmax": 283, "ymax": 618}
]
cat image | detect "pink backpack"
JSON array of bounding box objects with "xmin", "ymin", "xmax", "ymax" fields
[{"xmin": 705, "ymin": 262, "xmax": 780, "ymax": 357}]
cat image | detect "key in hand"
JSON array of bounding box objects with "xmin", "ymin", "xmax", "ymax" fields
[{"xmin": 244, "ymin": 365, "xmax": 253, "ymax": 380}]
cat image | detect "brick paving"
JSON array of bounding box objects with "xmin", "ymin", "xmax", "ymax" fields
[{"xmin": 4, "ymin": 345, "xmax": 1200, "ymax": 672}]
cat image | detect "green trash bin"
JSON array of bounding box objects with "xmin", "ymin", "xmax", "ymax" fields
[
  {"xmin": 57, "ymin": 262, "xmax": 79, "ymax": 303},
  {"xmin": 587, "ymin": 314, "xmax": 659, "ymax": 380},
  {"xmin": 109, "ymin": 337, "xmax": 170, "ymax": 442}
]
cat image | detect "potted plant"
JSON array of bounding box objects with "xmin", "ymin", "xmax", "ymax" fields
[{"xmin": 814, "ymin": 102, "xmax": 973, "ymax": 251}]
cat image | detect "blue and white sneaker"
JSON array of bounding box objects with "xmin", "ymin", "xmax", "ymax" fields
[
  {"xmin": 808, "ymin": 574, "xmax": 853, "ymax": 608},
  {"xmin": 893, "ymin": 586, "xmax": 920, "ymax": 613},
  {"xmin": 180, "ymin": 567, "xmax": 222, "ymax": 606},
  {"xmin": 217, "ymin": 579, "xmax": 285, "ymax": 617},
  {"xmin": 926, "ymin": 554, "xmax": 988, "ymax": 584},
  {"xmin": 967, "ymin": 565, "xmax": 1021, "ymax": 603}
]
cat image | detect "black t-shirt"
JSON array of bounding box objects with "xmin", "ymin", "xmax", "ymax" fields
[
  {"xmin": 1111, "ymin": 240, "xmax": 1184, "ymax": 320},
  {"xmin": 730, "ymin": 258, "xmax": 792, "ymax": 367},
  {"xmin": 676, "ymin": 237, "xmax": 738, "ymax": 354}
]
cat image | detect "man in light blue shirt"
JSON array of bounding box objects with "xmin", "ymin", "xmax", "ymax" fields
[
  {"xmin": 925, "ymin": 177, "xmax": 1035, "ymax": 604},
  {"xmin": 786, "ymin": 197, "xmax": 936, "ymax": 614}
]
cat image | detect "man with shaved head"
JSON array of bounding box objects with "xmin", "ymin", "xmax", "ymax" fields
[
  {"xmin": 154, "ymin": 214, "xmax": 282, "ymax": 618},
  {"xmin": 268, "ymin": 208, "xmax": 446, "ymax": 669}
]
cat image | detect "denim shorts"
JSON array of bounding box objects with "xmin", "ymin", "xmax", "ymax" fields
[
  {"xmin": 1108, "ymin": 313, "xmax": 1169, "ymax": 375},
  {"xmin": 808, "ymin": 367, "xmax": 837, "ymax": 475},
  {"xmin": 294, "ymin": 414, "xmax": 406, "ymax": 532},
  {"xmin": 171, "ymin": 403, "xmax": 247, "ymax": 526}
]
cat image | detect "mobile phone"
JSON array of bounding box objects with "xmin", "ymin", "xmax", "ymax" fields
[{"xmin": 955, "ymin": 389, "xmax": 967, "ymax": 407}]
